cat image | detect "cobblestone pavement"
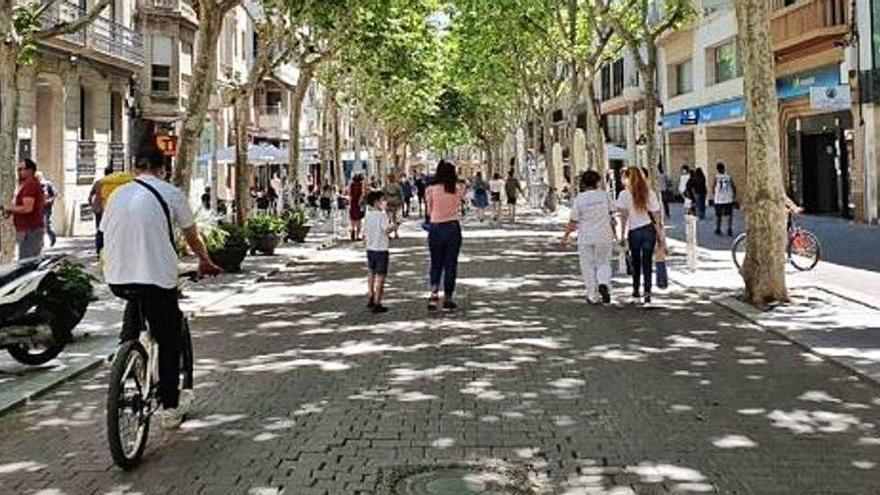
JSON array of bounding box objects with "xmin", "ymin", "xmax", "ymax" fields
[{"xmin": 1, "ymin": 215, "xmax": 880, "ymax": 494}]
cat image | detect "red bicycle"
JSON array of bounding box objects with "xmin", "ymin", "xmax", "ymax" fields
[{"xmin": 732, "ymin": 215, "xmax": 821, "ymax": 271}]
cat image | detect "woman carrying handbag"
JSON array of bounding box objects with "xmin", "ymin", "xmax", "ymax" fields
[{"xmin": 616, "ymin": 168, "xmax": 665, "ymax": 304}]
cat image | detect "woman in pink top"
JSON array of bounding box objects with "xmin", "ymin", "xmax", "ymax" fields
[{"xmin": 426, "ymin": 160, "xmax": 465, "ymax": 311}]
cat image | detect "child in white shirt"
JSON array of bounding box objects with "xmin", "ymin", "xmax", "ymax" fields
[{"xmin": 363, "ymin": 191, "xmax": 399, "ymax": 313}]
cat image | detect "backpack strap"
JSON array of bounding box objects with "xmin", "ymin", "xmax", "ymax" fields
[{"xmin": 133, "ymin": 178, "xmax": 176, "ymax": 252}]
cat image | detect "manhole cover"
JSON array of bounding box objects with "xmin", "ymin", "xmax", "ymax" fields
[{"xmin": 395, "ymin": 468, "xmax": 517, "ymax": 494}]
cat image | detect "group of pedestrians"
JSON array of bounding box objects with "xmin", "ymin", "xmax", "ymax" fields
[
  {"xmin": 563, "ymin": 167, "xmax": 665, "ymax": 305},
  {"xmin": 678, "ymin": 162, "xmax": 737, "ymax": 236}
]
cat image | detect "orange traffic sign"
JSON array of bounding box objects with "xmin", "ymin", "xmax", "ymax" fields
[{"xmin": 155, "ymin": 135, "xmax": 178, "ymax": 157}]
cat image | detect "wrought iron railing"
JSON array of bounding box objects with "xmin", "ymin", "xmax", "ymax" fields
[{"xmin": 42, "ymin": 1, "xmax": 144, "ymax": 66}]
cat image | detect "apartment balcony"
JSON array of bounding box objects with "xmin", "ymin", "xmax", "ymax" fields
[
  {"xmin": 771, "ymin": 0, "xmax": 848, "ymax": 57},
  {"xmin": 254, "ymin": 106, "xmax": 288, "ymax": 137},
  {"xmin": 139, "ymin": 0, "xmax": 199, "ymax": 27},
  {"xmin": 77, "ymin": 141, "xmax": 97, "ymax": 185},
  {"xmin": 42, "ymin": 1, "xmax": 144, "ymax": 70}
]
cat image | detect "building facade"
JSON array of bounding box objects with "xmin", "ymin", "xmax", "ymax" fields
[{"xmin": 18, "ymin": 0, "xmax": 143, "ymax": 235}]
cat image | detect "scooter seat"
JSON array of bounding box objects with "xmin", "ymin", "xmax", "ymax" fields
[{"xmin": 0, "ymin": 258, "xmax": 43, "ymax": 289}]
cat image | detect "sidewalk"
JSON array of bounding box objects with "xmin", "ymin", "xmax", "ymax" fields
[
  {"xmin": 0, "ymin": 225, "xmax": 334, "ymax": 414},
  {"xmin": 660, "ymin": 206, "xmax": 880, "ymax": 384}
]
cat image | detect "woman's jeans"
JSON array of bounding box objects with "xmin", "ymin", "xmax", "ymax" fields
[
  {"xmin": 428, "ymin": 221, "xmax": 462, "ymax": 297},
  {"xmin": 628, "ymin": 225, "xmax": 657, "ymax": 295}
]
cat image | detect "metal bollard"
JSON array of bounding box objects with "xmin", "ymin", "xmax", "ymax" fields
[{"xmin": 686, "ymin": 213, "xmax": 698, "ymax": 271}]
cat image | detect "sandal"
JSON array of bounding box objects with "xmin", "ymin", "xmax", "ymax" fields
[{"xmin": 427, "ymin": 294, "xmax": 440, "ymax": 311}]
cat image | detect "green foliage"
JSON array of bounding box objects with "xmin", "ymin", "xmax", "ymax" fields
[
  {"xmin": 282, "ymin": 207, "xmax": 310, "ymax": 229},
  {"xmin": 11, "ymin": 2, "xmax": 45, "ymax": 65},
  {"xmin": 246, "ymin": 215, "xmax": 286, "ymax": 238},
  {"xmin": 40, "ymin": 260, "xmax": 97, "ymax": 304}
]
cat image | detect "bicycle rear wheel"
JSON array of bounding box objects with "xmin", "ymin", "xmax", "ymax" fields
[
  {"xmin": 731, "ymin": 233, "xmax": 747, "ymax": 270},
  {"xmin": 788, "ymin": 229, "xmax": 821, "ymax": 271},
  {"xmin": 107, "ymin": 340, "xmax": 150, "ymax": 469}
]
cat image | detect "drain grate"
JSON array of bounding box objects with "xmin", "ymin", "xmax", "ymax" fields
[{"xmin": 375, "ymin": 464, "xmax": 537, "ymax": 495}]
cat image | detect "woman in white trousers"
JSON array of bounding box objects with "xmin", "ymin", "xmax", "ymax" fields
[{"xmin": 562, "ymin": 170, "xmax": 615, "ymax": 304}]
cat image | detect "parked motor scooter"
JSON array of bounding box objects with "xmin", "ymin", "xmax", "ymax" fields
[{"xmin": 0, "ymin": 255, "xmax": 91, "ymax": 365}]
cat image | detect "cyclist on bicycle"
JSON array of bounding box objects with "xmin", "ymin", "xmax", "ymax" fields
[{"xmin": 101, "ymin": 156, "xmax": 222, "ymax": 428}]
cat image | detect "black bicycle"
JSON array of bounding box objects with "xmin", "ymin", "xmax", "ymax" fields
[
  {"xmin": 732, "ymin": 216, "xmax": 821, "ymax": 272},
  {"xmin": 106, "ymin": 273, "xmax": 196, "ymax": 469}
]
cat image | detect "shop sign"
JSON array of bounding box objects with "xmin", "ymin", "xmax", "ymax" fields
[
  {"xmin": 810, "ymin": 85, "xmax": 852, "ymax": 111},
  {"xmin": 680, "ymin": 109, "xmax": 700, "ymax": 125},
  {"xmin": 777, "ymin": 65, "xmax": 842, "ymax": 101}
]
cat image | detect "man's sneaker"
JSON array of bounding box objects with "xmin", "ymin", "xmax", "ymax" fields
[
  {"xmin": 367, "ymin": 297, "xmax": 376, "ymax": 309},
  {"xmin": 161, "ymin": 408, "xmax": 185, "ymax": 429},
  {"xmin": 598, "ymin": 284, "xmax": 611, "ymax": 304},
  {"xmin": 442, "ymin": 300, "xmax": 458, "ymax": 311},
  {"xmin": 371, "ymin": 304, "xmax": 389, "ymax": 314}
]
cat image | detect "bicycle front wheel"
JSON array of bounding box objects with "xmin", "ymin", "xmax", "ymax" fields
[
  {"xmin": 731, "ymin": 233, "xmax": 748, "ymax": 270},
  {"xmin": 788, "ymin": 229, "xmax": 821, "ymax": 271},
  {"xmin": 107, "ymin": 340, "xmax": 150, "ymax": 470}
]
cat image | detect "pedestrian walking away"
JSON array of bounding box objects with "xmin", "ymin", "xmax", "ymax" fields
[
  {"xmin": 349, "ymin": 174, "xmax": 366, "ymax": 241},
  {"xmin": 687, "ymin": 167, "xmax": 708, "ymax": 220},
  {"xmin": 562, "ymin": 170, "xmax": 615, "ymax": 304},
  {"xmin": 657, "ymin": 163, "xmax": 672, "ymax": 218},
  {"xmin": 471, "ymin": 171, "xmax": 490, "ymax": 222},
  {"xmin": 4, "ymin": 158, "xmax": 46, "ymax": 260},
  {"xmin": 363, "ymin": 190, "xmax": 399, "ymax": 314},
  {"xmin": 713, "ymin": 162, "xmax": 736, "ymax": 236},
  {"xmin": 415, "ymin": 173, "xmax": 427, "ymax": 216},
  {"xmin": 617, "ymin": 167, "xmax": 665, "ymax": 304},
  {"xmin": 36, "ymin": 171, "xmax": 58, "ymax": 247},
  {"xmin": 401, "ymin": 174, "xmax": 414, "ymax": 218},
  {"xmin": 678, "ymin": 164, "xmax": 692, "ymax": 216},
  {"xmin": 505, "ymin": 170, "xmax": 525, "ymax": 222},
  {"xmin": 426, "ymin": 160, "xmax": 466, "ymax": 311},
  {"xmin": 489, "ymin": 173, "xmax": 504, "ymax": 221}
]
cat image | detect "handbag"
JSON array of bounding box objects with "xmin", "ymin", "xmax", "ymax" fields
[{"xmin": 655, "ymin": 244, "xmax": 669, "ymax": 289}]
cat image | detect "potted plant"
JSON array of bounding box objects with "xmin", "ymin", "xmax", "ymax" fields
[
  {"xmin": 283, "ymin": 207, "xmax": 311, "ymax": 243},
  {"xmin": 208, "ymin": 223, "xmax": 250, "ymax": 273},
  {"xmin": 246, "ymin": 215, "xmax": 285, "ymax": 255}
]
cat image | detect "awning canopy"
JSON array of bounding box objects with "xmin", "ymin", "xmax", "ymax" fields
[
  {"xmin": 197, "ymin": 143, "xmax": 287, "ymax": 165},
  {"xmin": 606, "ymin": 144, "xmax": 628, "ymax": 162}
]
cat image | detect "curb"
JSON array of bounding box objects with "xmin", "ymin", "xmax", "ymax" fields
[{"xmin": 0, "ymin": 261, "xmax": 288, "ymax": 417}]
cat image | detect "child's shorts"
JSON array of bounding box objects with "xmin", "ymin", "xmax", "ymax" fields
[{"xmin": 367, "ymin": 250, "xmax": 390, "ymax": 276}]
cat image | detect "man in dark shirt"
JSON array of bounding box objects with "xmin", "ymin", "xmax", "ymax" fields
[{"xmin": 4, "ymin": 158, "xmax": 46, "ymax": 259}]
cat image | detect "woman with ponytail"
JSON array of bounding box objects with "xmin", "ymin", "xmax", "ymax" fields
[{"xmin": 617, "ymin": 168, "xmax": 664, "ymax": 304}]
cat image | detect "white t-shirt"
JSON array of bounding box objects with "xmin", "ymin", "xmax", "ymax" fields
[
  {"xmin": 100, "ymin": 174, "xmax": 194, "ymax": 289},
  {"xmin": 363, "ymin": 209, "xmax": 390, "ymax": 251},
  {"xmin": 570, "ymin": 190, "xmax": 614, "ymax": 246},
  {"xmin": 678, "ymin": 173, "xmax": 690, "ymax": 195},
  {"xmin": 714, "ymin": 173, "xmax": 735, "ymax": 205},
  {"xmin": 617, "ymin": 189, "xmax": 661, "ymax": 231},
  {"xmin": 489, "ymin": 179, "xmax": 504, "ymax": 194}
]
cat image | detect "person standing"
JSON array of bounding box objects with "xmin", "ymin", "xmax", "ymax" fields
[
  {"xmin": 504, "ymin": 170, "xmax": 524, "ymax": 222},
  {"xmin": 617, "ymin": 168, "xmax": 664, "ymax": 304},
  {"xmin": 471, "ymin": 171, "xmax": 489, "ymax": 222},
  {"xmin": 4, "ymin": 159, "xmax": 46, "ymax": 259},
  {"xmin": 36, "ymin": 171, "xmax": 57, "ymax": 247},
  {"xmin": 489, "ymin": 172, "xmax": 504, "ymax": 221},
  {"xmin": 349, "ymin": 174, "xmax": 366, "ymax": 241},
  {"xmin": 678, "ymin": 165, "xmax": 692, "ymax": 215},
  {"xmin": 687, "ymin": 167, "xmax": 708, "ymax": 220},
  {"xmin": 383, "ymin": 174, "xmax": 403, "ymax": 237},
  {"xmin": 426, "ymin": 160, "xmax": 466, "ymax": 311},
  {"xmin": 657, "ymin": 164, "xmax": 672, "ymax": 218},
  {"xmin": 415, "ymin": 173, "xmax": 427, "ymax": 216},
  {"xmin": 562, "ymin": 171, "xmax": 615, "ymax": 304},
  {"xmin": 401, "ymin": 174, "xmax": 414, "ymax": 218},
  {"xmin": 88, "ymin": 165, "xmax": 115, "ymax": 254},
  {"xmin": 712, "ymin": 162, "xmax": 736, "ymax": 236},
  {"xmin": 363, "ymin": 191, "xmax": 398, "ymax": 314}
]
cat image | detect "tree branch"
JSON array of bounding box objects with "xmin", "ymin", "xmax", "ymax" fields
[{"xmin": 36, "ymin": 0, "xmax": 112, "ymax": 40}]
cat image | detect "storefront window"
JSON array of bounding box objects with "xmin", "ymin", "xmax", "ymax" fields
[
  {"xmin": 713, "ymin": 40, "xmax": 742, "ymax": 83},
  {"xmin": 874, "ymin": 0, "xmax": 880, "ymax": 67}
]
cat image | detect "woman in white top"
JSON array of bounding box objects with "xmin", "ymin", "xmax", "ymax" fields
[
  {"xmin": 617, "ymin": 167, "xmax": 664, "ymax": 304},
  {"xmin": 562, "ymin": 170, "xmax": 615, "ymax": 304}
]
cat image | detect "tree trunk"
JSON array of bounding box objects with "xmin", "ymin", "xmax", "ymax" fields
[
  {"xmin": 332, "ymin": 96, "xmax": 342, "ymax": 190},
  {"xmin": 542, "ymin": 110, "xmax": 556, "ymax": 187},
  {"xmin": 319, "ymin": 91, "xmax": 331, "ymax": 186},
  {"xmin": 0, "ymin": 41, "xmax": 20, "ymax": 262},
  {"xmin": 173, "ymin": 9, "xmax": 224, "ymax": 198},
  {"xmin": 287, "ymin": 65, "xmax": 314, "ymax": 186},
  {"xmin": 233, "ymin": 97, "xmax": 251, "ymax": 227},
  {"xmin": 584, "ymin": 78, "xmax": 606, "ymax": 174},
  {"xmin": 735, "ymin": 0, "xmax": 789, "ymax": 304},
  {"xmin": 643, "ymin": 43, "xmax": 660, "ymax": 186}
]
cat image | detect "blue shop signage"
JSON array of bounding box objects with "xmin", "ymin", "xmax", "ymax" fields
[{"xmin": 663, "ymin": 65, "xmax": 844, "ymax": 130}]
